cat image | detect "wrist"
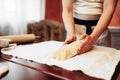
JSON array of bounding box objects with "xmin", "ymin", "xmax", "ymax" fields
[
  {"xmin": 89, "ymin": 35, "xmax": 98, "ymax": 44},
  {"xmin": 67, "ymin": 31, "xmax": 76, "ymax": 37}
]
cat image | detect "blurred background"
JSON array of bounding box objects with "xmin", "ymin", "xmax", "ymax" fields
[{"xmin": 0, "ymin": 0, "xmax": 120, "ymax": 49}]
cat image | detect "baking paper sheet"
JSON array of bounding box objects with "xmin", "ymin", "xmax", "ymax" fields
[{"xmin": 1, "ymin": 41, "xmax": 120, "ymax": 80}]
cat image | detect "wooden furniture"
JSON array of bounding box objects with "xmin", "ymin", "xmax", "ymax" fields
[
  {"xmin": 0, "ymin": 54, "xmax": 67, "ymax": 80},
  {"xmin": 0, "ymin": 54, "xmax": 119, "ymax": 80}
]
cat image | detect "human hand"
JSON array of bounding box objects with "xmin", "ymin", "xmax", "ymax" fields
[
  {"xmin": 78, "ymin": 34, "xmax": 95, "ymax": 54},
  {"xmin": 64, "ymin": 34, "xmax": 76, "ymax": 45}
]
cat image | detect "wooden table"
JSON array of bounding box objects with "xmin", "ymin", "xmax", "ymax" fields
[{"xmin": 0, "ymin": 54, "xmax": 119, "ymax": 80}]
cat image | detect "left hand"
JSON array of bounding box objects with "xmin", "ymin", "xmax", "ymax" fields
[{"xmin": 78, "ymin": 34, "xmax": 95, "ymax": 54}]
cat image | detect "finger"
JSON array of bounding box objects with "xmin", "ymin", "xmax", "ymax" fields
[
  {"xmin": 80, "ymin": 34, "xmax": 87, "ymax": 40},
  {"xmin": 78, "ymin": 46, "xmax": 89, "ymax": 54},
  {"xmin": 78, "ymin": 46, "xmax": 87, "ymax": 54},
  {"xmin": 64, "ymin": 40, "xmax": 70, "ymax": 45},
  {"xmin": 81, "ymin": 43, "xmax": 93, "ymax": 53},
  {"xmin": 77, "ymin": 48, "xmax": 83, "ymax": 54},
  {"xmin": 81, "ymin": 35, "xmax": 94, "ymax": 52},
  {"xmin": 79, "ymin": 35, "xmax": 90, "ymax": 49},
  {"xmin": 64, "ymin": 36, "xmax": 76, "ymax": 45},
  {"xmin": 64, "ymin": 39, "xmax": 73, "ymax": 45},
  {"xmin": 83, "ymin": 35, "xmax": 90, "ymax": 43},
  {"xmin": 78, "ymin": 35, "xmax": 91, "ymax": 54}
]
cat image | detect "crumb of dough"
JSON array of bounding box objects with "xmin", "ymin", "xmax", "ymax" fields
[{"xmin": 0, "ymin": 65, "xmax": 9, "ymax": 78}]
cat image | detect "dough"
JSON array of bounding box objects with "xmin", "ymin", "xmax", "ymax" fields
[
  {"xmin": 0, "ymin": 65, "xmax": 9, "ymax": 78},
  {"xmin": 52, "ymin": 41, "xmax": 82, "ymax": 61}
]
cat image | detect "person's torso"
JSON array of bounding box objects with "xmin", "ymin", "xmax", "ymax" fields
[{"xmin": 73, "ymin": 0, "xmax": 104, "ymax": 20}]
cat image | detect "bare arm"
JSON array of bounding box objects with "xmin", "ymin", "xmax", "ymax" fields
[
  {"xmin": 62, "ymin": 0, "xmax": 76, "ymax": 44},
  {"xmin": 91, "ymin": 0, "xmax": 118, "ymax": 41},
  {"xmin": 79, "ymin": 0, "xmax": 118, "ymax": 53}
]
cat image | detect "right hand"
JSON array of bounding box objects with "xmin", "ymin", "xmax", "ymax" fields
[
  {"xmin": 64, "ymin": 34, "xmax": 76, "ymax": 45},
  {"xmin": 78, "ymin": 34, "xmax": 95, "ymax": 54}
]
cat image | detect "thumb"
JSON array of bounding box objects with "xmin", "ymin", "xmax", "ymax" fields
[{"xmin": 80, "ymin": 34, "xmax": 88, "ymax": 40}]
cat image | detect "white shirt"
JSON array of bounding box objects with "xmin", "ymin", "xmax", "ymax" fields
[{"xmin": 73, "ymin": 0, "xmax": 103, "ymax": 20}]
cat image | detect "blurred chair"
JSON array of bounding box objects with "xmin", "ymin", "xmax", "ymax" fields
[{"xmin": 27, "ymin": 19, "xmax": 66, "ymax": 43}]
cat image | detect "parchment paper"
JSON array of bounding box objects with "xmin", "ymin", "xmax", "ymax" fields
[{"xmin": 1, "ymin": 41, "xmax": 120, "ymax": 80}]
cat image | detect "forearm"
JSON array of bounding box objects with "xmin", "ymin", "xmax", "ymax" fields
[
  {"xmin": 62, "ymin": 11, "xmax": 75, "ymax": 36},
  {"xmin": 90, "ymin": 0, "xmax": 117, "ymax": 42},
  {"xmin": 62, "ymin": 0, "xmax": 76, "ymax": 36},
  {"xmin": 91, "ymin": 12, "xmax": 113, "ymax": 41}
]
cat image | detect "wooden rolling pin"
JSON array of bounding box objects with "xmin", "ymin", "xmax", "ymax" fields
[{"xmin": 0, "ymin": 34, "xmax": 36, "ymax": 44}]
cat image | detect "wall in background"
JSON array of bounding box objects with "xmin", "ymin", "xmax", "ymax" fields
[
  {"xmin": 45, "ymin": 0, "xmax": 63, "ymax": 23},
  {"xmin": 109, "ymin": 0, "xmax": 120, "ymax": 26},
  {"xmin": 45, "ymin": 0, "xmax": 120, "ymax": 26}
]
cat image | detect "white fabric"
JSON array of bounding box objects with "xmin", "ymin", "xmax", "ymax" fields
[
  {"xmin": 73, "ymin": 0, "xmax": 103, "ymax": 15},
  {"xmin": 1, "ymin": 41, "xmax": 120, "ymax": 80}
]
